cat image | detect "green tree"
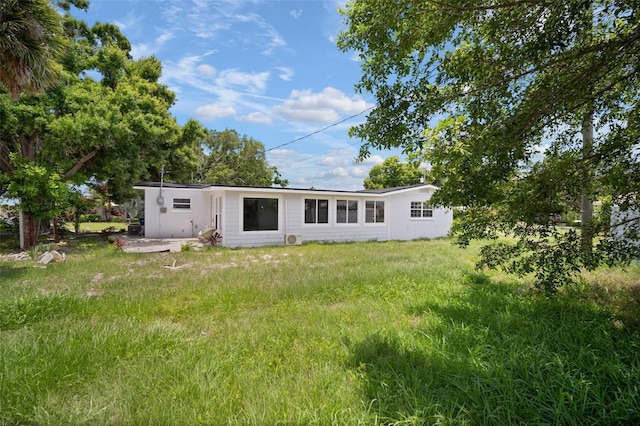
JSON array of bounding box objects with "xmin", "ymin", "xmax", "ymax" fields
[
  {"xmin": 165, "ymin": 119, "xmax": 208, "ymax": 184},
  {"xmin": 0, "ymin": 4, "xmax": 190, "ymax": 246},
  {"xmin": 0, "ymin": 0, "xmax": 65, "ymax": 100},
  {"xmin": 6, "ymin": 155, "xmax": 69, "ymax": 243},
  {"xmin": 338, "ymin": 0, "xmax": 640, "ymax": 291},
  {"xmin": 198, "ymin": 129, "xmax": 288, "ymax": 187},
  {"xmin": 363, "ymin": 156, "xmax": 422, "ymax": 189}
]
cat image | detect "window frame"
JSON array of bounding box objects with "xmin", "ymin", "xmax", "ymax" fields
[
  {"xmin": 304, "ymin": 198, "xmax": 329, "ymax": 224},
  {"xmin": 242, "ymin": 197, "xmax": 280, "ymax": 232},
  {"xmin": 410, "ymin": 201, "xmax": 434, "ymax": 219},
  {"xmin": 365, "ymin": 200, "xmax": 385, "ymax": 224},
  {"xmin": 336, "ymin": 199, "xmax": 359, "ymax": 224}
]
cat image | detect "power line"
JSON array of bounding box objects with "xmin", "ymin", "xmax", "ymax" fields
[
  {"xmin": 277, "ymin": 139, "xmax": 364, "ymax": 168},
  {"xmin": 266, "ymin": 105, "xmax": 375, "ymax": 152}
]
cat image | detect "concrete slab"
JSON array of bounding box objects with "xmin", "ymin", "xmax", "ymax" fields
[{"xmin": 119, "ymin": 236, "xmax": 202, "ymax": 253}]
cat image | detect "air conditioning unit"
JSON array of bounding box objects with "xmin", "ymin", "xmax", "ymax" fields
[{"xmin": 285, "ymin": 233, "xmax": 302, "ymax": 246}]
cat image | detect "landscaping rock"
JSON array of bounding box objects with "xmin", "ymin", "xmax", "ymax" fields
[{"xmin": 39, "ymin": 250, "xmax": 66, "ymax": 264}]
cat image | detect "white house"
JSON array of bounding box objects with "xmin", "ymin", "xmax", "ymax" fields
[{"xmin": 133, "ymin": 182, "xmax": 453, "ymax": 248}]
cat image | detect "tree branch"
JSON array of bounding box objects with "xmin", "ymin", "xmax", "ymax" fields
[
  {"xmin": 425, "ymin": 0, "xmax": 544, "ymax": 12},
  {"xmin": 0, "ymin": 141, "xmax": 15, "ymax": 173},
  {"xmin": 63, "ymin": 147, "xmax": 101, "ymax": 180}
]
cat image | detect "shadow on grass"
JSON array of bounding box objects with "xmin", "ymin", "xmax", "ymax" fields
[
  {"xmin": 348, "ymin": 274, "xmax": 640, "ymax": 424},
  {"xmin": 0, "ymin": 266, "xmax": 31, "ymax": 282}
]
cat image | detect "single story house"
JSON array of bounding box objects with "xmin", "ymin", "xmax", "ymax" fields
[{"xmin": 133, "ymin": 182, "xmax": 453, "ymax": 248}]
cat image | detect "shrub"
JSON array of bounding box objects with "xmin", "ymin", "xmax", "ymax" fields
[{"xmin": 80, "ymin": 213, "xmax": 100, "ymax": 222}]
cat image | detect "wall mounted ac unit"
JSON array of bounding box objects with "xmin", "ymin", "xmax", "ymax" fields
[{"xmin": 285, "ymin": 233, "xmax": 302, "ymax": 246}]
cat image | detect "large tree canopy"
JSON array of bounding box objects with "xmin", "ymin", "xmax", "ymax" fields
[
  {"xmin": 195, "ymin": 129, "xmax": 288, "ymax": 188},
  {"xmin": 338, "ymin": 0, "xmax": 640, "ymax": 291},
  {"xmin": 363, "ymin": 156, "xmax": 422, "ymax": 189},
  {"xmin": 0, "ymin": 2, "xmax": 199, "ymax": 246}
]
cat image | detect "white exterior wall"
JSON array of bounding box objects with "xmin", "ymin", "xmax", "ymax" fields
[
  {"xmin": 221, "ymin": 190, "xmax": 285, "ymax": 248},
  {"xmin": 285, "ymin": 194, "xmax": 389, "ymax": 245},
  {"xmin": 138, "ymin": 184, "xmax": 452, "ymax": 246},
  {"xmin": 220, "ymin": 192, "xmax": 394, "ymax": 248},
  {"xmin": 611, "ymin": 205, "xmax": 640, "ymax": 247},
  {"xmin": 387, "ymin": 188, "xmax": 453, "ymax": 240},
  {"xmin": 142, "ymin": 187, "xmax": 211, "ymax": 238}
]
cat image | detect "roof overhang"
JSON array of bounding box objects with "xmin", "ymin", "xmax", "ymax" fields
[{"xmin": 133, "ymin": 182, "xmax": 439, "ymax": 198}]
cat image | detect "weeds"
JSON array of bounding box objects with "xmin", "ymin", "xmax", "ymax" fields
[
  {"xmin": 27, "ymin": 242, "xmax": 55, "ymax": 260},
  {"xmin": 0, "ymin": 239, "xmax": 638, "ymax": 424}
]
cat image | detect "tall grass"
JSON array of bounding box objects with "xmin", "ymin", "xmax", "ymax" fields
[{"xmin": 1, "ymin": 239, "xmax": 639, "ymax": 424}]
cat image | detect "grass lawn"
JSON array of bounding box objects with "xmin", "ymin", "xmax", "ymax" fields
[
  {"xmin": 66, "ymin": 221, "xmax": 129, "ymax": 233},
  {"xmin": 1, "ymin": 238, "xmax": 639, "ymax": 424}
]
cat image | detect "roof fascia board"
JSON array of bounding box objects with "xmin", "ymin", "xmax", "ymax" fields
[{"xmin": 133, "ymin": 183, "xmax": 439, "ymax": 197}]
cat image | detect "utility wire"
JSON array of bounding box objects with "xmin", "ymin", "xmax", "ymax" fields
[
  {"xmin": 277, "ymin": 140, "xmax": 365, "ymax": 168},
  {"xmin": 266, "ymin": 105, "xmax": 375, "ymax": 152}
]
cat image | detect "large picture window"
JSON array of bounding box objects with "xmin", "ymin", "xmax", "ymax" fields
[
  {"xmin": 243, "ymin": 198, "xmax": 278, "ymax": 231},
  {"xmin": 365, "ymin": 201, "xmax": 385, "ymax": 223},
  {"xmin": 410, "ymin": 201, "xmax": 433, "ymax": 218},
  {"xmin": 305, "ymin": 199, "xmax": 329, "ymax": 224},
  {"xmin": 337, "ymin": 200, "xmax": 358, "ymax": 224}
]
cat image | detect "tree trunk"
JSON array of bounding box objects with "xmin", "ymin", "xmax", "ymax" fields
[
  {"xmin": 53, "ymin": 217, "xmax": 59, "ymax": 242},
  {"xmin": 580, "ymin": 111, "xmax": 594, "ymax": 258},
  {"xmin": 20, "ymin": 210, "xmax": 36, "ymax": 249},
  {"xmin": 74, "ymin": 207, "xmax": 80, "ymax": 234}
]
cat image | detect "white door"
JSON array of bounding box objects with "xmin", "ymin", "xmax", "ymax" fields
[{"xmin": 211, "ymin": 195, "xmax": 222, "ymax": 231}]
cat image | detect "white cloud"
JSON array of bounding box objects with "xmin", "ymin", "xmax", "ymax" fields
[
  {"xmin": 197, "ymin": 64, "xmax": 216, "ymax": 77},
  {"xmin": 358, "ymin": 155, "xmax": 385, "ymax": 166},
  {"xmin": 234, "ymin": 12, "xmax": 287, "ymax": 56},
  {"xmin": 293, "ymin": 177, "xmax": 313, "ymax": 186},
  {"xmin": 351, "ymin": 166, "xmax": 368, "ymax": 178},
  {"xmin": 131, "ymin": 43, "xmax": 154, "ymax": 59},
  {"xmin": 156, "ymin": 30, "xmax": 175, "ymax": 45},
  {"xmin": 330, "ymin": 147, "xmax": 357, "ymax": 157},
  {"xmin": 162, "ymin": 54, "xmax": 271, "ymax": 109},
  {"xmin": 215, "ymin": 69, "xmax": 270, "ymax": 93},
  {"xmin": 278, "ymin": 107, "xmax": 340, "ymax": 123},
  {"xmin": 318, "ymin": 167, "xmax": 349, "ymax": 178},
  {"xmin": 290, "ymin": 9, "xmax": 303, "ymax": 19},
  {"xmin": 273, "ymin": 87, "xmax": 374, "ymax": 123},
  {"xmin": 318, "ymin": 156, "xmax": 349, "ymax": 167},
  {"xmin": 276, "ymin": 66, "xmax": 294, "ymax": 81},
  {"xmin": 114, "ymin": 11, "xmax": 141, "ymax": 33},
  {"xmin": 239, "ymin": 111, "xmax": 273, "ymax": 125},
  {"xmin": 130, "ymin": 30, "xmax": 175, "ymax": 59},
  {"xmin": 193, "ymin": 104, "xmax": 236, "ymax": 120},
  {"xmin": 268, "ymin": 149, "xmax": 297, "ymax": 158}
]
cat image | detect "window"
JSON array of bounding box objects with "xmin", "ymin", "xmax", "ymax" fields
[
  {"xmin": 366, "ymin": 201, "xmax": 385, "ymax": 223},
  {"xmin": 173, "ymin": 198, "xmax": 191, "ymax": 210},
  {"xmin": 305, "ymin": 199, "xmax": 329, "ymax": 224},
  {"xmin": 411, "ymin": 201, "xmax": 433, "ymax": 218},
  {"xmin": 337, "ymin": 200, "xmax": 358, "ymax": 224},
  {"xmin": 243, "ymin": 198, "xmax": 278, "ymax": 231}
]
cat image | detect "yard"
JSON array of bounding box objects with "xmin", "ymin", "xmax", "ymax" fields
[{"xmin": 1, "ymin": 238, "xmax": 639, "ymax": 424}]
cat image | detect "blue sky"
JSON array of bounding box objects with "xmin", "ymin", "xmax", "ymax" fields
[{"xmin": 73, "ymin": 0, "xmax": 403, "ymax": 190}]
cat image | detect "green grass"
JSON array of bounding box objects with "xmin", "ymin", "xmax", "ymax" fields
[
  {"xmin": 68, "ymin": 221, "xmax": 128, "ymax": 233},
  {"xmin": 1, "ymin": 239, "xmax": 639, "ymax": 424}
]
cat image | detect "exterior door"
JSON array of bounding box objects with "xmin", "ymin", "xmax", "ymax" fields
[{"xmin": 212, "ymin": 195, "xmax": 222, "ymax": 231}]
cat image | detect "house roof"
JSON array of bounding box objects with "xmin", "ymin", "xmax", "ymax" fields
[
  {"xmin": 357, "ymin": 184, "xmax": 429, "ymax": 194},
  {"xmin": 133, "ymin": 181, "xmax": 438, "ymax": 196}
]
